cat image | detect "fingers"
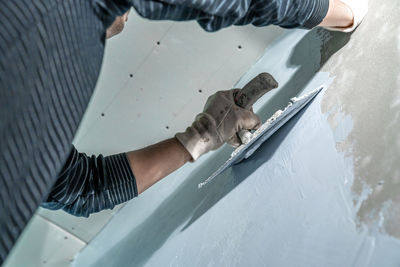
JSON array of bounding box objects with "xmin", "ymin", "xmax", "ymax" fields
[
  {"xmin": 226, "ymin": 109, "xmax": 261, "ymax": 148},
  {"xmin": 227, "ymin": 135, "xmax": 241, "ymax": 148},
  {"xmin": 123, "ymin": 10, "xmax": 131, "ymax": 22},
  {"xmin": 239, "ymin": 109, "xmax": 261, "ymax": 130},
  {"xmin": 235, "ymin": 73, "xmax": 278, "ymax": 110}
]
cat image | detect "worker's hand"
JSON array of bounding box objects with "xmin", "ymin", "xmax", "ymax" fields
[{"xmin": 175, "ymin": 89, "xmax": 261, "ymax": 161}]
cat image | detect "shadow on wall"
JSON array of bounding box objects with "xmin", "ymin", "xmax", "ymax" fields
[
  {"xmin": 92, "ymin": 28, "xmax": 351, "ymax": 267},
  {"xmin": 257, "ymin": 28, "xmax": 351, "ymax": 120}
]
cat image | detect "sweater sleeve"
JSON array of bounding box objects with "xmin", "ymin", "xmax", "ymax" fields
[
  {"xmin": 41, "ymin": 146, "xmax": 138, "ymax": 217},
  {"xmin": 131, "ymin": 0, "xmax": 329, "ymax": 31},
  {"xmin": 0, "ymin": 0, "xmax": 127, "ymax": 262}
]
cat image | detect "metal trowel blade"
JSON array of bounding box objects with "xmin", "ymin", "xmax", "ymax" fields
[{"xmin": 198, "ymin": 85, "xmax": 325, "ymax": 189}]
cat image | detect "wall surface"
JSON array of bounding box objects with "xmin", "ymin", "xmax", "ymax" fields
[
  {"xmin": 73, "ymin": 0, "xmax": 400, "ymax": 266},
  {"xmin": 3, "ymin": 7, "xmax": 284, "ymax": 267},
  {"xmin": 4, "ymin": 0, "xmax": 400, "ymax": 266}
]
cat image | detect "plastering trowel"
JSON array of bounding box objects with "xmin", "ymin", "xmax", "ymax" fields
[{"xmin": 198, "ymin": 73, "xmax": 324, "ymax": 188}]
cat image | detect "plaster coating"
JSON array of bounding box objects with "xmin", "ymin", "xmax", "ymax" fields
[
  {"xmin": 320, "ymin": 0, "xmax": 400, "ymax": 239},
  {"xmin": 73, "ymin": 0, "xmax": 400, "ymax": 266}
]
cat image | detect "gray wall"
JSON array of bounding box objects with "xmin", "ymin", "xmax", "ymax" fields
[{"xmin": 73, "ymin": 1, "xmax": 400, "ymax": 266}]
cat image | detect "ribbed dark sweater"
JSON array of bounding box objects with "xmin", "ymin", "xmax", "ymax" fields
[{"xmin": 0, "ymin": 0, "xmax": 328, "ymax": 262}]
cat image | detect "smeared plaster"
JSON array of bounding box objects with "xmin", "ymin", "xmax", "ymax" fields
[{"xmin": 321, "ymin": 0, "xmax": 400, "ymax": 239}]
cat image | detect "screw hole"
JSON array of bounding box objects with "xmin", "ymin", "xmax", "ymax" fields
[
  {"xmin": 166, "ymin": 126, "xmax": 169, "ymax": 129},
  {"xmin": 238, "ymin": 45, "xmax": 242, "ymax": 50},
  {"xmin": 157, "ymin": 41, "xmax": 160, "ymax": 45},
  {"xmin": 101, "ymin": 113, "xmax": 105, "ymax": 117},
  {"xmin": 64, "ymin": 236, "xmax": 68, "ymax": 240},
  {"xmin": 129, "ymin": 74, "xmax": 133, "ymax": 78},
  {"xmin": 198, "ymin": 89, "xmax": 202, "ymax": 93}
]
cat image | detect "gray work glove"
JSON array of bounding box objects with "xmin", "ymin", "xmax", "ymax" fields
[
  {"xmin": 176, "ymin": 89, "xmax": 261, "ymax": 161},
  {"xmin": 175, "ymin": 73, "xmax": 278, "ymax": 161}
]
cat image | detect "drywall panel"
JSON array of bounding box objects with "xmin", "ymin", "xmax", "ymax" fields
[
  {"xmin": 73, "ymin": 13, "xmax": 284, "ymax": 154},
  {"xmin": 73, "ymin": 0, "xmax": 400, "ymax": 265},
  {"xmin": 3, "ymin": 215, "xmax": 85, "ymax": 267},
  {"xmin": 37, "ymin": 205, "xmax": 124, "ymax": 243}
]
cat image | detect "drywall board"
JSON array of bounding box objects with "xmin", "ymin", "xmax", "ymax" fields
[
  {"xmin": 3, "ymin": 215, "xmax": 85, "ymax": 267},
  {"xmin": 72, "ymin": 11, "xmax": 284, "ymax": 155},
  {"xmin": 73, "ymin": 0, "xmax": 400, "ymax": 264},
  {"xmin": 37, "ymin": 205, "xmax": 124, "ymax": 243}
]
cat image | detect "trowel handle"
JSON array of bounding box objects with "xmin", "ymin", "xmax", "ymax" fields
[
  {"xmin": 235, "ymin": 73, "xmax": 278, "ymax": 144},
  {"xmin": 235, "ymin": 72, "xmax": 278, "ymax": 109}
]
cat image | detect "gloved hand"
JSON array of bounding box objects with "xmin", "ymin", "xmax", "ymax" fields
[
  {"xmin": 176, "ymin": 73, "xmax": 278, "ymax": 161},
  {"xmin": 176, "ymin": 89, "xmax": 260, "ymax": 161}
]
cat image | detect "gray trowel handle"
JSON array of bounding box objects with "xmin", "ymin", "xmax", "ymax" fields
[{"xmin": 234, "ymin": 73, "xmax": 278, "ymax": 144}]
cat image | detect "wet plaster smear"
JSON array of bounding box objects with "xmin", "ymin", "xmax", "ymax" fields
[{"xmin": 74, "ymin": 0, "xmax": 400, "ymax": 266}]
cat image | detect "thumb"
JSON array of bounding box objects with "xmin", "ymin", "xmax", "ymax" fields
[{"xmin": 226, "ymin": 109, "xmax": 260, "ymax": 147}]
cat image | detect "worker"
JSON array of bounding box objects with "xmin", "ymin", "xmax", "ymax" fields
[{"xmin": 0, "ymin": 0, "xmax": 367, "ymax": 262}]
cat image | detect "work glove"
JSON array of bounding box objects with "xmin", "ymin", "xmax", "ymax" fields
[{"xmin": 176, "ymin": 73, "xmax": 278, "ymax": 161}]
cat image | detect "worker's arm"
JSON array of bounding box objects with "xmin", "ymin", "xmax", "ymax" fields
[
  {"xmin": 42, "ymin": 84, "xmax": 267, "ymax": 217},
  {"xmin": 131, "ymin": 0, "xmax": 330, "ymax": 31},
  {"xmin": 41, "ymin": 146, "xmax": 137, "ymax": 217},
  {"xmin": 127, "ymin": 138, "xmax": 191, "ymax": 194},
  {"xmin": 42, "ymin": 139, "xmax": 191, "ymax": 217},
  {"xmin": 128, "ymin": 80, "xmax": 272, "ymax": 193}
]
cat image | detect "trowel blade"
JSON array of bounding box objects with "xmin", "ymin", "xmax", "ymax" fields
[{"xmin": 198, "ymin": 85, "xmax": 325, "ymax": 189}]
